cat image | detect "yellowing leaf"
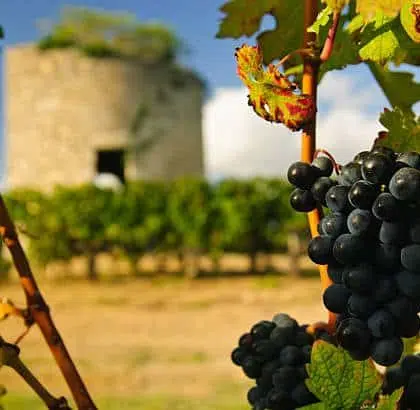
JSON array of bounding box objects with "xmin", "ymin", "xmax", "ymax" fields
[
  {"xmin": 235, "ymin": 44, "xmax": 316, "ymax": 131},
  {"xmin": 359, "ymin": 29, "xmax": 400, "ymax": 62},
  {"xmin": 306, "ymin": 341, "xmax": 382, "ymax": 409},
  {"xmin": 376, "ymin": 388, "xmax": 404, "ymax": 409},
  {"xmin": 401, "ymin": 0, "xmax": 420, "ymax": 42},
  {"xmin": 357, "ymin": 0, "xmax": 405, "ymax": 22}
]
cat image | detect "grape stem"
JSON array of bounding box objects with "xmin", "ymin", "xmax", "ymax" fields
[
  {"xmin": 314, "ymin": 148, "xmax": 342, "ymax": 174},
  {"xmin": 0, "ymin": 196, "xmax": 97, "ymax": 409},
  {"xmin": 302, "ymin": 0, "xmax": 336, "ymax": 333},
  {"xmin": 320, "ymin": 11, "xmax": 341, "ymax": 62}
]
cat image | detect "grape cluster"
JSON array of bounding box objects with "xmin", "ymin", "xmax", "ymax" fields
[
  {"xmin": 382, "ymin": 353, "xmax": 420, "ymax": 409},
  {"xmin": 231, "ymin": 313, "xmax": 320, "ymax": 410},
  {"xmin": 288, "ymin": 147, "xmax": 420, "ymax": 366}
]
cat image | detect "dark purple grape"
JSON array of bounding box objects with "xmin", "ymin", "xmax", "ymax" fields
[
  {"xmin": 371, "ymin": 337, "xmax": 403, "ymax": 366},
  {"xmin": 389, "ymin": 167, "xmax": 420, "ymax": 202},
  {"xmin": 348, "ymin": 180, "xmax": 378, "ymax": 209},
  {"xmin": 311, "ymin": 177, "xmax": 337, "ymax": 205},
  {"xmin": 312, "ymin": 156, "xmax": 333, "ymax": 177},
  {"xmin": 372, "ymin": 192, "xmax": 401, "ymax": 221},
  {"xmin": 361, "ymin": 153, "xmax": 393, "ymax": 184},
  {"xmin": 323, "ymin": 284, "xmax": 351, "ymax": 314},
  {"xmin": 396, "ymin": 151, "xmax": 420, "ymax": 169},
  {"xmin": 325, "ymin": 185, "xmax": 352, "ymax": 213},
  {"xmin": 320, "ymin": 213, "xmax": 347, "ymax": 239},
  {"xmin": 401, "ymin": 244, "xmax": 420, "ymax": 273},
  {"xmin": 342, "ymin": 263, "xmax": 375, "ymax": 294},
  {"xmin": 290, "ymin": 188, "xmax": 317, "ymax": 212},
  {"xmin": 333, "ymin": 233, "xmax": 368, "ymax": 265},
  {"xmin": 367, "ymin": 309, "xmax": 396, "ymax": 338},
  {"xmin": 307, "ymin": 235, "xmax": 335, "ymax": 265},
  {"xmin": 287, "ymin": 162, "xmax": 319, "ymax": 189},
  {"xmin": 338, "ymin": 162, "xmax": 362, "ymax": 186}
]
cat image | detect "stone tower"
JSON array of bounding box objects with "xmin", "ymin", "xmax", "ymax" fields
[{"xmin": 5, "ymin": 44, "xmax": 205, "ymax": 190}]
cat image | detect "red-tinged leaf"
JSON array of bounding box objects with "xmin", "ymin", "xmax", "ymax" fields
[{"xmin": 235, "ymin": 44, "xmax": 316, "ymax": 131}]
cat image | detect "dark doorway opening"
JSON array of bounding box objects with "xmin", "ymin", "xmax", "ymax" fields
[{"xmin": 96, "ymin": 149, "xmax": 125, "ymax": 183}]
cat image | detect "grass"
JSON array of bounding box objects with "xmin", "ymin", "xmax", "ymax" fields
[{"xmin": 0, "ymin": 275, "xmax": 324, "ymax": 409}]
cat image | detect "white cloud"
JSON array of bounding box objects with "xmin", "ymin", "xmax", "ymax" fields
[{"xmin": 203, "ymin": 71, "xmax": 388, "ymax": 180}]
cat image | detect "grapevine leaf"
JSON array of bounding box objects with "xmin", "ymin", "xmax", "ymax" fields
[
  {"xmin": 378, "ymin": 107, "xmax": 420, "ymax": 152},
  {"xmin": 235, "ymin": 44, "xmax": 316, "ymax": 130},
  {"xmin": 375, "ymin": 388, "xmax": 404, "ymax": 409},
  {"xmin": 400, "ymin": 0, "xmax": 420, "ymax": 42},
  {"xmin": 305, "ymin": 340, "xmax": 382, "ymax": 410},
  {"xmin": 357, "ymin": 0, "xmax": 405, "ymax": 22},
  {"xmin": 256, "ymin": 1, "xmax": 306, "ymax": 65},
  {"xmin": 216, "ymin": 0, "xmax": 280, "ymax": 38},
  {"xmin": 308, "ymin": 6, "xmax": 333, "ymax": 35},
  {"xmin": 358, "ymin": 13, "xmax": 400, "ymax": 64},
  {"xmin": 347, "ymin": 14, "xmax": 366, "ymax": 34},
  {"xmin": 367, "ymin": 63, "xmax": 420, "ymax": 111},
  {"xmin": 216, "ymin": 0, "xmax": 306, "ymax": 65},
  {"xmin": 402, "ymin": 336, "xmax": 418, "ymax": 358},
  {"xmin": 322, "ymin": 0, "xmax": 350, "ymax": 11}
]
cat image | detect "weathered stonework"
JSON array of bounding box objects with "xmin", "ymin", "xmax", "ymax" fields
[{"xmin": 5, "ymin": 44, "xmax": 204, "ymax": 190}]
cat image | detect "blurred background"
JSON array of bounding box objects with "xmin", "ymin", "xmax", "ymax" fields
[{"xmin": 0, "ymin": 1, "xmax": 416, "ymax": 409}]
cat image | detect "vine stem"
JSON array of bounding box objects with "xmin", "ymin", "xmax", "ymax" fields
[
  {"xmin": 1, "ymin": 337, "xmax": 71, "ymax": 409},
  {"xmin": 301, "ymin": 0, "xmax": 336, "ymax": 332},
  {"xmin": 0, "ymin": 196, "xmax": 97, "ymax": 409}
]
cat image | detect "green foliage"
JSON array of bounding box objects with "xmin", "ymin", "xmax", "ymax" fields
[
  {"xmin": 378, "ymin": 107, "xmax": 420, "ymax": 151},
  {"xmin": 37, "ymin": 6, "xmax": 182, "ymax": 63},
  {"xmin": 374, "ymin": 388, "xmax": 404, "ymax": 409},
  {"xmin": 3, "ymin": 178, "xmax": 296, "ymax": 276},
  {"xmin": 305, "ymin": 341, "xmax": 382, "ymax": 409}
]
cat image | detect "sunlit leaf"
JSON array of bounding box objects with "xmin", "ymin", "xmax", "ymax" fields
[
  {"xmin": 308, "ymin": 6, "xmax": 333, "ymax": 35},
  {"xmin": 376, "ymin": 388, "xmax": 404, "ymax": 409},
  {"xmin": 235, "ymin": 44, "xmax": 315, "ymax": 130},
  {"xmin": 400, "ymin": 0, "xmax": 420, "ymax": 42},
  {"xmin": 357, "ymin": 0, "xmax": 405, "ymax": 22},
  {"xmin": 306, "ymin": 341, "xmax": 382, "ymax": 409}
]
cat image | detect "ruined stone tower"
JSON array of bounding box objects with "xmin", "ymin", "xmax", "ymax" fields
[{"xmin": 5, "ymin": 44, "xmax": 204, "ymax": 190}]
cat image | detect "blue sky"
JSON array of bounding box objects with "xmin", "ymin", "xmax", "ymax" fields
[{"xmin": 0, "ymin": 1, "xmax": 418, "ymax": 182}]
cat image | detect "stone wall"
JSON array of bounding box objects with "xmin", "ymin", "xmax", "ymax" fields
[{"xmin": 5, "ymin": 44, "xmax": 204, "ymax": 190}]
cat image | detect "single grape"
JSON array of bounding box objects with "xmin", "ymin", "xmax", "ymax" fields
[
  {"xmin": 338, "ymin": 162, "xmax": 362, "ymax": 186},
  {"xmin": 239, "ymin": 333, "xmax": 254, "ymax": 350},
  {"xmin": 325, "ymin": 185, "xmax": 352, "ymax": 213},
  {"xmin": 389, "ymin": 167, "xmax": 420, "ymax": 202},
  {"xmin": 348, "ymin": 180, "xmax": 378, "ymax": 209},
  {"xmin": 252, "ymin": 340, "xmax": 277, "ymax": 361},
  {"xmin": 272, "ymin": 313, "xmax": 299, "ymax": 331},
  {"xmin": 348, "ymin": 294, "xmax": 377, "ymax": 319},
  {"xmin": 307, "ymin": 235, "xmax": 335, "ymax": 265},
  {"xmin": 247, "ymin": 386, "xmax": 261, "ymax": 405},
  {"xmin": 320, "ymin": 213, "xmax": 347, "ymax": 239},
  {"xmin": 272, "ymin": 366, "xmax": 300, "ymax": 390},
  {"xmin": 371, "ymin": 146, "xmax": 395, "ymax": 160},
  {"xmin": 312, "ymin": 156, "xmax": 333, "ymax": 177},
  {"xmin": 387, "ymin": 296, "xmax": 417, "ymax": 320},
  {"xmin": 311, "ymin": 177, "xmax": 337, "ymax": 205},
  {"xmin": 231, "ymin": 347, "xmax": 248, "ymax": 366},
  {"xmin": 336, "ymin": 318, "xmax": 371, "ymax": 353},
  {"xmin": 401, "ymin": 355, "xmax": 420, "ymax": 380},
  {"xmin": 342, "ymin": 263, "xmax": 375, "ymax": 294},
  {"xmin": 379, "ymin": 220, "xmax": 408, "ymax": 246},
  {"xmin": 372, "ymin": 192, "xmax": 401, "ymax": 222},
  {"xmin": 242, "ymin": 355, "xmax": 263, "ymax": 378},
  {"xmin": 287, "ymin": 162, "xmax": 319, "ymax": 189},
  {"xmin": 361, "ymin": 153, "xmax": 393, "ymax": 184},
  {"xmin": 251, "ymin": 321, "xmax": 276, "ymax": 340},
  {"xmin": 401, "ymin": 244, "xmax": 420, "ymax": 273},
  {"xmin": 279, "ymin": 345, "xmax": 304, "ymax": 366},
  {"xmin": 266, "ymin": 389, "xmax": 295, "ymax": 410},
  {"xmin": 290, "ymin": 188, "xmax": 317, "ymax": 212},
  {"xmin": 327, "ymin": 262, "xmax": 345, "ymax": 283},
  {"xmin": 371, "ymin": 337, "xmax": 404, "ymax": 366},
  {"xmin": 323, "ymin": 284, "xmax": 351, "ymax": 313},
  {"xmin": 347, "ymin": 208, "xmax": 378, "ymax": 236},
  {"xmin": 333, "ymin": 233, "xmax": 367, "ymax": 265},
  {"xmin": 270, "ymin": 327, "xmax": 294, "ymax": 348},
  {"xmin": 367, "ymin": 309, "xmax": 396, "ymax": 338}
]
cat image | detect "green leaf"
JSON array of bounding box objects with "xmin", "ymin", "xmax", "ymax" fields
[
  {"xmin": 378, "ymin": 107, "xmax": 420, "ymax": 152},
  {"xmin": 367, "ymin": 63, "xmax": 420, "ymax": 112},
  {"xmin": 400, "ymin": 0, "xmax": 420, "ymax": 43},
  {"xmin": 357, "ymin": 0, "xmax": 405, "ymax": 22},
  {"xmin": 216, "ymin": 0, "xmax": 280, "ymax": 38},
  {"xmin": 358, "ymin": 13, "xmax": 400, "ymax": 63},
  {"xmin": 305, "ymin": 341, "xmax": 382, "ymax": 410},
  {"xmin": 376, "ymin": 388, "xmax": 404, "ymax": 409},
  {"xmin": 347, "ymin": 14, "xmax": 366, "ymax": 34},
  {"xmin": 216, "ymin": 0, "xmax": 307, "ymax": 65},
  {"xmin": 235, "ymin": 44, "xmax": 315, "ymax": 130},
  {"xmin": 308, "ymin": 6, "xmax": 333, "ymax": 34}
]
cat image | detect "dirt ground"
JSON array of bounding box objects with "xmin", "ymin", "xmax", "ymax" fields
[{"xmin": 0, "ymin": 274, "xmax": 326, "ymax": 405}]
